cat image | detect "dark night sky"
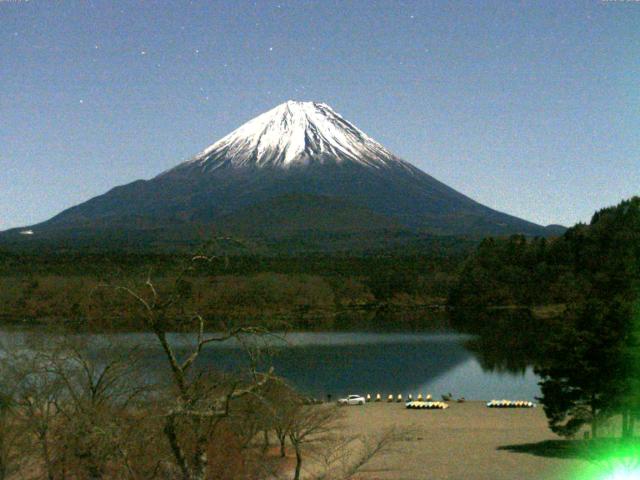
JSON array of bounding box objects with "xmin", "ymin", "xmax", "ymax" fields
[{"xmin": 1, "ymin": 0, "xmax": 638, "ymax": 230}]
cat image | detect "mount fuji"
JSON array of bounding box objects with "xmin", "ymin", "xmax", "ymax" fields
[{"xmin": 3, "ymin": 101, "xmax": 563, "ymax": 248}]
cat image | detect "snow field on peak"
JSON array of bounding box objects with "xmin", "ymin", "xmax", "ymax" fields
[{"xmin": 187, "ymin": 101, "xmax": 406, "ymax": 170}]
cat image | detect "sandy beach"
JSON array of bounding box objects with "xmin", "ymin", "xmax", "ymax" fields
[{"xmin": 338, "ymin": 401, "xmax": 589, "ymax": 480}]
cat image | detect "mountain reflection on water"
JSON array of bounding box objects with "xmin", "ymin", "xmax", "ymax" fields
[
  {"xmin": 1, "ymin": 310, "xmax": 544, "ymax": 401},
  {"xmin": 189, "ymin": 332, "xmax": 475, "ymax": 399},
  {"xmin": 451, "ymin": 308, "xmax": 551, "ymax": 375}
]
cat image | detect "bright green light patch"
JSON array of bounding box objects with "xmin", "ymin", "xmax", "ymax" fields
[
  {"xmin": 603, "ymin": 466, "xmax": 640, "ymax": 480},
  {"xmin": 566, "ymin": 440, "xmax": 640, "ymax": 480}
]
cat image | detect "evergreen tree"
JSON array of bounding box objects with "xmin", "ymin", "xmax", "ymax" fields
[{"xmin": 536, "ymin": 197, "xmax": 640, "ymax": 438}]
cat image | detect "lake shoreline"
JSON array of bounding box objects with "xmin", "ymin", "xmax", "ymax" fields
[
  {"xmin": 0, "ymin": 303, "xmax": 562, "ymax": 334},
  {"xmin": 0, "ymin": 304, "xmax": 453, "ymax": 333}
]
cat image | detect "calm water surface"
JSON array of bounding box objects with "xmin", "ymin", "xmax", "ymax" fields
[{"xmin": 2, "ymin": 329, "xmax": 540, "ymax": 401}]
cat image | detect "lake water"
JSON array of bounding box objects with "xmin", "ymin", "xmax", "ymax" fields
[{"xmin": 2, "ymin": 329, "xmax": 541, "ymax": 401}]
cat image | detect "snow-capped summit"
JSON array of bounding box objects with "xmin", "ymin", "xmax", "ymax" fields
[
  {"xmin": 6, "ymin": 101, "xmax": 559, "ymax": 244},
  {"xmin": 174, "ymin": 101, "xmax": 407, "ymax": 172}
]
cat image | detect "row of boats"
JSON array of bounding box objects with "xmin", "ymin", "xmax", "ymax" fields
[
  {"xmin": 361, "ymin": 394, "xmax": 536, "ymax": 409},
  {"xmin": 486, "ymin": 400, "xmax": 536, "ymax": 408},
  {"xmin": 367, "ymin": 393, "xmax": 441, "ymax": 402},
  {"xmin": 406, "ymin": 399, "xmax": 536, "ymax": 410},
  {"xmin": 406, "ymin": 401, "xmax": 449, "ymax": 410}
]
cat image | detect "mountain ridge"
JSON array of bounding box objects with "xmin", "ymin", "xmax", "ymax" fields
[{"xmin": 1, "ymin": 101, "xmax": 564, "ymax": 248}]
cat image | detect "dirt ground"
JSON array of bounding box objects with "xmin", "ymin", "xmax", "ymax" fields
[{"xmin": 337, "ymin": 401, "xmax": 589, "ymax": 480}]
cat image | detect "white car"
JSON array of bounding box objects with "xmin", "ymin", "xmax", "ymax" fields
[{"xmin": 338, "ymin": 395, "xmax": 366, "ymax": 406}]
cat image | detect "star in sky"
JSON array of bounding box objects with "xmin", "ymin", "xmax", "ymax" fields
[{"xmin": 2, "ymin": 0, "xmax": 636, "ymax": 231}]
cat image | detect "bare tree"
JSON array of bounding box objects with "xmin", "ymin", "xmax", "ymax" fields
[
  {"xmin": 1, "ymin": 335, "xmax": 148, "ymax": 480},
  {"xmin": 276, "ymin": 397, "xmax": 406, "ymax": 480},
  {"xmin": 259, "ymin": 381, "xmax": 300, "ymax": 458},
  {"xmin": 0, "ymin": 246, "xmax": 407, "ymax": 480},
  {"xmin": 6, "ymin": 349, "xmax": 64, "ymax": 480},
  {"xmin": 312, "ymin": 427, "xmax": 406, "ymax": 480},
  {"xmin": 47, "ymin": 341, "xmax": 146, "ymax": 479},
  {"xmin": 113, "ymin": 254, "xmax": 278, "ymax": 480},
  {"xmin": 0, "ymin": 384, "xmax": 22, "ymax": 480},
  {"xmin": 287, "ymin": 404, "xmax": 343, "ymax": 480}
]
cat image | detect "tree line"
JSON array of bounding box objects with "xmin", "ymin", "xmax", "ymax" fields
[
  {"xmin": 0, "ymin": 250, "xmax": 464, "ymax": 329},
  {"xmin": 450, "ymin": 197, "xmax": 640, "ymax": 440}
]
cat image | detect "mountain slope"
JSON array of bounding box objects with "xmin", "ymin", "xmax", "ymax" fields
[
  {"xmin": 216, "ymin": 193, "xmax": 401, "ymax": 236},
  {"xmin": 2, "ymin": 101, "xmax": 562, "ymax": 247}
]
